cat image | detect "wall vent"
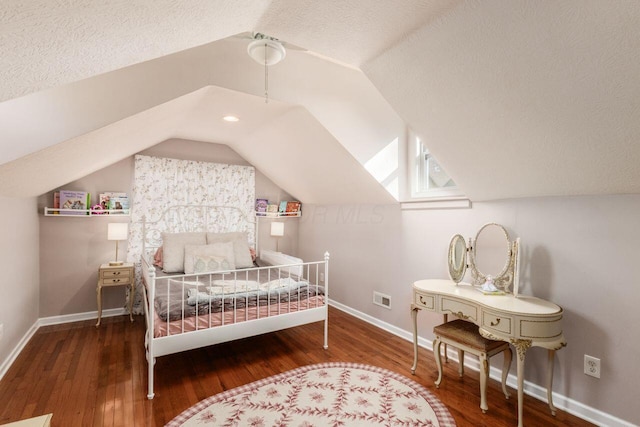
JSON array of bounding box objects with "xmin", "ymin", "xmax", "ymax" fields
[{"xmin": 373, "ymin": 291, "xmax": 391, "ymax": 309}]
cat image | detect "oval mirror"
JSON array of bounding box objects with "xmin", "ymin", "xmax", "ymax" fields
[
  {"xmin": 447, "ymin": 234, "xmax": 467, "ymax": 283},
  {"xmin": 473, "ymin": 223, "xmax": 511, "ymax": 279}
]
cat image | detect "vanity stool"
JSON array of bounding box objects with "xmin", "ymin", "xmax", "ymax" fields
[{"xmin": 433, "ymin": 319, "xmax": 512, "ymax": 413}]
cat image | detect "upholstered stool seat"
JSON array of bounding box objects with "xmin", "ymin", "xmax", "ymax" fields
[{"xmin": 433, "ymin": 319, "xmax": 512, "ymax": 413}]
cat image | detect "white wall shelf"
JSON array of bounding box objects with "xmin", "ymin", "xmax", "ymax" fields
[
  {"xmin": 43, "ymin": 207, "xmax": 130, "ymax": 217},
  {"xmin": 255, "ymin": 211, "xmax": 301, "ymax": 218}
]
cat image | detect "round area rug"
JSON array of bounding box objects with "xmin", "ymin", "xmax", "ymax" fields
[{"xmin": 167, "ymin": 362, "xmax": 456, "ymax": 426}]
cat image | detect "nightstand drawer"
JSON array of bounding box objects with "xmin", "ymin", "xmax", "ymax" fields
[
  {"xmin": 101, "ymin": 269, "xmax": 131, "ymax": 279},
  {"xmin": 102, "ymin": 277, "xmax": 131, "ymax": 286}
]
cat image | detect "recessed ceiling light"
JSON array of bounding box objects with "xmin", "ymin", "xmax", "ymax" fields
[{"xmin": 223, "ymin": 115, "xmax": 240, "ymax": 122}]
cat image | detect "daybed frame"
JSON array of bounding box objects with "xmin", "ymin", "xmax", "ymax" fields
[{"xmin": 137, "ymin": 206, "xmax": 329, "ymax": 399}]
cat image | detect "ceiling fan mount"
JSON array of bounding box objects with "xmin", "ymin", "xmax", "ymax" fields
[{"xmin": 247, "ymin": 35, "xmax": 286, "ymax": 66}]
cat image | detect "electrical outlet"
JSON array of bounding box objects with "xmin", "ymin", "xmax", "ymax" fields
[{"xmin": 584, "ymin": 355, "xmax": 601, "ymax": 378}]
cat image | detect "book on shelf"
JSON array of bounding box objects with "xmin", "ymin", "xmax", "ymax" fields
[
  {"xmin": 285, "ymin": 201, "xmax": 301, "ymax": 215},
  {"xmin": 59, "ymin": 190, "xmax": 90, "ymax": 215},
  {"xmin": 99, "ymin": 192, "xmax": 128, "ymax": 214},
  {"xmin": 109, "ymin": 195, "xmax": 129, "ymax": 214},
  {"xmin": 52, "ymin": 192, "xmax": 60, "ymax": 215},
  {"xmin": 255, "ymin": 198, "xmax": 268, "ymax": 215},
  {"xmin": 278, "ymin": 201, "xmax": 288, "ymax": 213},
  {"xmin": 267, "ymin": 204, "xmax": 279, "ymax": 214}
]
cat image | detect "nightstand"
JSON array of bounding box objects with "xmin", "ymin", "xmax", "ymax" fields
[{"xmin": 96, "ymin": 262, "xmax": 134, "ymax": 327}]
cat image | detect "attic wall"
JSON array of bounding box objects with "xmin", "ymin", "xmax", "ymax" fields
[
  {"xmin": 37, "ymin": 139, "xmax": 295, "ymax": 318},
  {"xmin": 298, "ymin": 195, "xmax": 640, "ymax": 426},
  {"xmin": 0, "ymin": 196, "xmax": 39, "ymax": 375}
]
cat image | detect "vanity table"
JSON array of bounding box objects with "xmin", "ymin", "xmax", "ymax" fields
[{"xmin": 411, "ymin": 224, "xmax": 566, "ymax": 427}]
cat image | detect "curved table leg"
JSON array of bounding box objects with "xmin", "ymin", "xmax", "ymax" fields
[
  {"xmin": 513, "ymin": 339, "xmax": 532, "ymax": 427},
  {"xmin": 547, "ymin": 349, "xmax": 557, "ymax": 416},
  {"xmin": 411, "ymin": 306, "xmax": 420, "ymax": 374},
  {"xmin": 501, "ymin": 346, "xmax": 512, "ymax": 399}
]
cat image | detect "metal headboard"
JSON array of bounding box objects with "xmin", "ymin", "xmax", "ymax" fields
[{"xmin": 137, "ymin": 204, "xmax": 257, "ymax": 257}]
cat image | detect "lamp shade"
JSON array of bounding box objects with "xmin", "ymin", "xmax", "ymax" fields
[
  {"xmin": 107, "ymin": 223, "xmax": 128, "ymax": 241},
  {"xmin": 270, "ymin": 222, "xmax": 285, "ymax": 237}
]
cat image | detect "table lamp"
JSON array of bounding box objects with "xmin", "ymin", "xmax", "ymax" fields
[
  {"xmin": 107, "ymin": 223, "xmax": 128, "ymax": 266},
  {"xmin": 270, "ymin": 222, "xmax": 284, "ymax": 252}
]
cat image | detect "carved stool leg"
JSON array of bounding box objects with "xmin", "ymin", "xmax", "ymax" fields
[
  {"xmin": 434, "ymin": 338, "xmax": 444, "ymax": 388},
  {"xmin": 479, "ymin": 353, "xmax": 489, "ymax": 413},
  {"xmin": 457, "ymin": 348, "xmax": 465, "ymax": 377}
]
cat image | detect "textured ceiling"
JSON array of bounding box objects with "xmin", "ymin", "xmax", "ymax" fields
[{"xmin": 1, "ymin": 0, "xmax": 640, "ymax": 202}]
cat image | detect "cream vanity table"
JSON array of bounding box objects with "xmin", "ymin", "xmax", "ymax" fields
[{"xmin": 410, "ymin": 224, "xmax": 566, "ymax": 427}]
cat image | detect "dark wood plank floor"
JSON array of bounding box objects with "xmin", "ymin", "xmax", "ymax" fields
[{"xmin": 0, "ymin": 307, "xmax": 593, "ymax": 427}]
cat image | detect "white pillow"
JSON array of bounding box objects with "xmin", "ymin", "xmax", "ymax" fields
[
  {"xmin": 161, "ymin": 232, "xmax": 207, "ymax": 273},
  {"xmin": 206, "ymin": 232, "xmax": 254, "ymax": 268},
  {"xmin": 184, "ymin": 242, "xmax": 236, "ymax": 274}
]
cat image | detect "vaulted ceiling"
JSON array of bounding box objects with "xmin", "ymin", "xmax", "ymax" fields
[{"xmin": 1, "ymin": 1, "xmax": 639, "ymax": 202}]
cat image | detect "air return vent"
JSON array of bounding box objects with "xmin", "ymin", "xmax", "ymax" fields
[{"xmin": 373, "ymin": 291, "xmax": 391, "ymax": 309}]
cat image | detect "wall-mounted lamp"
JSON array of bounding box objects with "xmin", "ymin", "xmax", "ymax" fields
[
  {"xmin": 270, "ymin": 222, "xmax": 284, "ymax": 252},
  {"xmin": 107, "ymin": 223, "xmax": 128, "ymax": 266}
]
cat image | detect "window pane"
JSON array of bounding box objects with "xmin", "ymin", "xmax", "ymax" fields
[{"xmin": 416, "ymin": 138, "xmax": 457, "ymax": 194}]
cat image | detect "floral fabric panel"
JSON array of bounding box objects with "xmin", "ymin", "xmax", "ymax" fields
[{"xmin": 126, "ymin": 154, "xmax": 256, "ymax": 313}]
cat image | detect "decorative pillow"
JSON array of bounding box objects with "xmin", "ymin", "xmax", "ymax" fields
[
  {"xmin": 192, "ymin": 255, "xmax": 232, "ymax": 274},
  {"xmin": 161, "ymin": 232, "xmax": 207, "ymax": 273},
  {"xmin": 206, "ymin": 232, "xmax": 254, "ymax": 268},
  {"xmin": 184, "ymin": 242, "xmax": 236, "ymax": 274},
  {"xmin": 153, "ymin": 246, "xmax": 163, "ymax": 268}
]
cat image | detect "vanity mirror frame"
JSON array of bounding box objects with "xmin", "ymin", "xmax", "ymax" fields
[
  {"xmin": 468, "ymin": 223, "xmax": 518, "ymax": 293},
  {"xmin": 447, "ymin": 234, "xmax": 468, "ymax": 283}
]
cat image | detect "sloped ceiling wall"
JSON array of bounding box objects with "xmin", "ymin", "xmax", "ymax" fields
[
  {"xmin": 1, "ymin": 1, "xmax": 640, "ymax": 202},
  {"xmin": 363, "ymin": 1, "xmax": 640, "ymax": 200}
]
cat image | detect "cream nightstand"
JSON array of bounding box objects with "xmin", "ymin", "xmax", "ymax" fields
[{"xmin": 96, "ymin": 262, "xmax": 134, "ymax": 327}]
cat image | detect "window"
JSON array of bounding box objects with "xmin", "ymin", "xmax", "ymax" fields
[{"xmin": 411, "ymin": 137, "xmax": 463, "ymax": 199}]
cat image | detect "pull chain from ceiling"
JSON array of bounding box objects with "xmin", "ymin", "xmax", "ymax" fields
[{"xmin": 264, "ymin": 43, "xmax": 269, "ymax": 104}]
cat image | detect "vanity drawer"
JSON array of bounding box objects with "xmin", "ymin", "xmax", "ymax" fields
[
  {"xmin": 440, "ymin": 297, "xmax": 478, "ymax": 322},
  {"xmin": 520, "ymin": 316, "xmax": 563, "ymax": 340},
  {"xmin": 482, "ymin": 310, "xmax": 512, "ymax": 335},
  {"xmin": 414, "ymin": 291, "xmax": 435, "ymax": 310}
]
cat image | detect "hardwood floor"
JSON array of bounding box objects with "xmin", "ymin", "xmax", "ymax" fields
[{"xmin": 0, "ymin": 307, "xmax": 593, "ymax": 427}]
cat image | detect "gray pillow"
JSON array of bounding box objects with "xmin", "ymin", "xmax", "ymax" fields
[
  {"xmin": 161, "ymin": 232, "xmax": 207, "ymax": 273},
  {"xmin": 206, "ymin": 232, "xmax": 254, "ymax": 268}
]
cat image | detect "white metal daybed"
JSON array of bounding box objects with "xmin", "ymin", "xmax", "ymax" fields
[{"xmin": 136, "ymin": 205, "xmax": 329, "ymax": 399}]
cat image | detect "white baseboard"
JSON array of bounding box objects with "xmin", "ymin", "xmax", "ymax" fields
[
  {"xmin": 37, "ymin": 307, "xmax": 126, "ymax": 327},
  {"xmin": 0, "ymin": 320, "xmax": 39, "ymax": 382},
  {"xmin": 328, "ymin": 299, "xmax": 636, "ymax": 427},
  {"xmin": 0, "ymin": 308, "xmax": 127, "ymax": 382}
]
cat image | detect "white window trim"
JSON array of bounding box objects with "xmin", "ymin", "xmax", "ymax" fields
[{"xmin": 406, "ymin": 132, "xmax": 470, "ymax": 209}]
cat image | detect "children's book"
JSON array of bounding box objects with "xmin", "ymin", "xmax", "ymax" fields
[
  {"xmin": 255, "ymin": 198, "xmax": 268, "ymax": 215},
  {"xmin": 285, "ymin": 201, "xmax": 301, "ymax": 215},
  {"xmin": 59, "ymin": 190, "xmax": 90, "ymax": 215},
  {"xmin": 53, "ymin": 192, "xmax": 60, "ymax": 215},
  {"xmin": 99, "ymin": 192, "xmax": 127, "ymax": 214},
  {"xmin": 109, "ymin": 195, "xmax": 129, "ymax": 214}
]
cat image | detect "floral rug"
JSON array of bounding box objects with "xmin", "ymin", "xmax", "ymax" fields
[{"xmin": 166, "ymin": 362, "xmax": 456, "ymax": 426}]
